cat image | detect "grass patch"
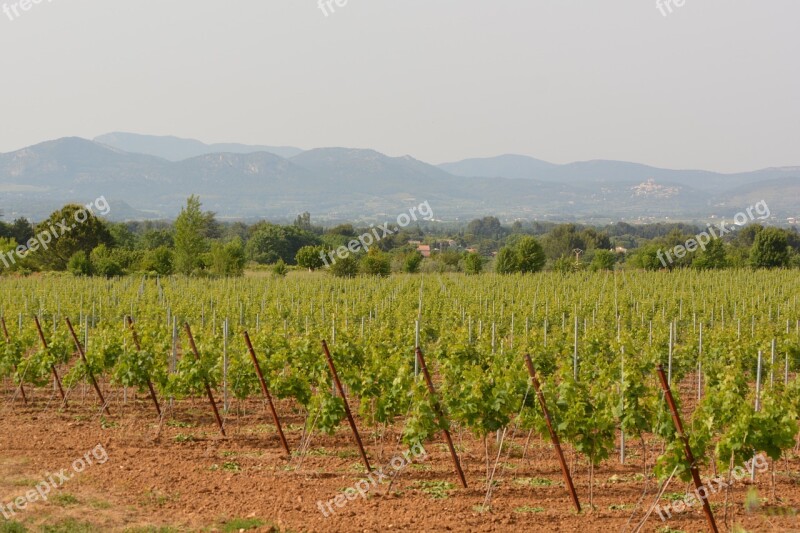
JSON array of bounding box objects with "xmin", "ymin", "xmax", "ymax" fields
[
  {"xmin": 514, "ymin": 477, "xmax": 555, "ymax": 487},
  {"xmin": 349, "ymin": 462, "xmax": 368, "ymax": 474},
  {"xmin": 221, "ymin": 451, "xmax": 262, "ymax": 459},
  {"xmin": 100, "ymin": 416, "xmax": 119, "ymax": 429},
  {"xmin": 41, "ymin": 519, "xmax": 95, "ymax": 533},
  {"xmin": 7, "ymin": 479, "xmax": 36, "ymax": 488},
  {"xmin": 89, "ymin": 499, "xmax": 112, "ymax": 510},
  {"xmin": 413, "ymin": 480, "xmax": 455, "ymax": 499},
  {"xmin": 141, "ymin": 490, "xmax": 180, "ymax": 508},
  {"xmin": 514, "ymin": 505, "xmax": 545, "ymax": 514},
  {"xmin": 51, "ymin": 493, "xmax": 80, "ymax": 506},
  {"xmin": 335, "ymin": 450, "xmax": 358, "ymax": 459},
  {"xmin": 245, "ymin": 424, "xmax": 276, "ymax": 435},
  {"xmin": 0, "ymin": 521, "xmax": 27, "ymax": 533},
  {"xmin": 173, "ymin": 434, "xmax": 195, "ymax": 443},
  {"xmin": 166, "ymin": 419, "xmax": 194, "ymax": 428},
  {"xmin": 302, "ymin": 448, "xmax": 333, "ymax": 457},
  {"xmin": 764, "ymin": 505, "xmax": 799, "ymax": 516},
  {"xmin": 220, "ymin": 518, "xmax": 268, "ymax": 532},
  {"xmin": 221, "ymin": 461, "xmax": 241, "ymax": 473},
  {"xmin": 125, "ymin": 526, "xmax": 180, "ymax": 533}
]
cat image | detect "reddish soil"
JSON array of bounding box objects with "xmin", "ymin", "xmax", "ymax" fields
[{"xmin": 1, "ymin": 380, "xmax": 799, "ymax": 532}]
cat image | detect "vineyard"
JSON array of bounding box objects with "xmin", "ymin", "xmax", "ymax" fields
[{"xmin": 1, "ymin": 270, "xmax": 800, "ymax": 532}]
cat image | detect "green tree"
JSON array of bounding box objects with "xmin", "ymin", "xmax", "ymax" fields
[
  {"xmin": 463, "ymin": 252, "xmax": 483, "ymax": 274},
  {"xmin": 541, "ymin": 224, "xmax": 584, "ymax": 260},
  {"xmin": 174, "ymin": 195, "xmax": 212, "ymax": 275},
  {"xmin": 361, "ymin": 249, "xmax": 391, "ymax": 277},
  {"xmin": 0, "ymin": 220, "xmax": 11, "ymax": 240},
  {"xmin": 294, "ymin": 212, "xmax": 316, "ymax": 232},
  {"xmin": 516, "ymin": 236, "xmax": 546, "ymax": 273},
  {"xmin": 750, "ymin": 227, "xmax": 790, "ymax": 268},
  {"xmin": 139, "ymin": 229, "xmax": 174, "ymax": 249},
  {"xmin": 90, "ymin": 244, "xmax": 124, "ymax": 278},
  {"xmin": 495, "ymin": 246, "xmax": 518, "ymax": 274},
  {"xmin": 67, "ymin": 251, "xmax": 92, "ymax": 276},
  {"xmin": 10, "ymin": 218, "xmax": 34, "ymax": 245},
  {"xmin": 330, "ymin": 255, "xmax": 359, "ymax": 278},
  {"xmin": 0, "ymin": 237, "xmax": 21, "ymax": 273},
  {"xmin": 141, "ymin": 246, "xmax": 174, "ymax": 275},
  {"xmin": 272, "ymin": 259, "xmax": 288, "ymax": 277},
  {"xmin": 296, "ymin": 245, "xmax": 326, "ymax": 271},
  {"xmin": 466, "ymin": 216, "xmax": 506, "ymax": 240},
  {"xmin": 590, "ymin": 249, "xmax": 616, "ymax": 271},
  {"xmin": 246, "ymin": 223, "xmax": 319, "ymax": 265},
  {"xmin": 108, "ymin": 223, "xmax": 137, "ymax": 249},
  {"xmin": 693, "ymin": 238, "xmax": 727, "ymax": 270},
  {"xmin": 403, "ymin": 251, "xmax": 424, "ymax": 273},
  {"xmin": 33, "ymin": 205, "xmax": 113, "ymax": 271},
  {"xmin": 208, "ymin": 238, "xmax": 246, "ymax": 277},
  {"xmin": 629, "ymin": 244, "xmax": 668, "ymax": 271},
  {"xmin": 553, "ymin": 255, "xmax": 577, "ymax": 273}
]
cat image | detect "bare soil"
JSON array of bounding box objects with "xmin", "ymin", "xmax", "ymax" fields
[{"xmin": 1, "ymin": 380, "xmax": 799, "ymax": 533}]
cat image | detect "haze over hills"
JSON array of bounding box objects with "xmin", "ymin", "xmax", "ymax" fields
[
  {"xmin": 94, "ymin": 132, "xmax": 304, "ymax": 161},
  {"xmin": 0, "ymin": 135, "xmax": 797, "ymax": 223},
  {"xmin": 440, "ymin": 155, "xmax": 800, "ymax": 193}
]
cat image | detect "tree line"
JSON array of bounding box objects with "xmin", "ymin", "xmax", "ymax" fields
[{"xmin": 1, "ymin": 198, "xmax": 798, "ymax": 278}]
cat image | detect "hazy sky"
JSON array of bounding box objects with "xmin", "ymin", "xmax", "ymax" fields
[{"xmin": 0, "ymin": 1, "xmax": 797, "ymax": 172}]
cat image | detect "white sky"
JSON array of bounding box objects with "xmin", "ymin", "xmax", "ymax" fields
[{"xmin": 0, "ymin": 0, "xmax": 797, "ymax": 172}]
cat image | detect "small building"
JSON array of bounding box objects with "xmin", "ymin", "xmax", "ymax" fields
[{"xmin": 417, "ymin": 244, "xmax": 431, "ymax": 258}]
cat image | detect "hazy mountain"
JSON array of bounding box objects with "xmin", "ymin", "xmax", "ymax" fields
[
  {"xmin": 439, "ymin": 154, "xmax": 558, "ymax": 180},
  {"xmin": 440, "ymin": 155, "xmax": 800, "ymax": 193},
  {"xmin": 94, "ymin": 132, "xmax": 304, "ymax": 161},
  {"xmin": 0, "ymin": 137, "xmax": 796, "ymax": 222},
  {"xmin": 716, "ymin": 176, "xmax": 800, "ymax": 214}
]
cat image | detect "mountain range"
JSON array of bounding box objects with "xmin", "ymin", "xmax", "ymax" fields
[{"xmin": 0, "ymin": 133, "xmax": 797, "ymax": 223}]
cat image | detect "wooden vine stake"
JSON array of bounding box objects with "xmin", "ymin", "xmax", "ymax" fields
[
  {"xmin": 184, "ymin": 323, "xmax": 226, "ymax": 437},
  {"xmin": 243, "ymin": 331, "xmax": 290, "ymax": 454},
  {"xmin": 65, "ymin": 317, "xmax": 110, "ymax": 415},
  {"xmin": 34, "ymin": 315, "xmax": 67, "ymax": 406},
  {"xmin": 125, "ymin": 316, "xmax": 162, "ymax": 417},
  {"xmin": 656, "ymin": 364, "xmax": 718, "ymax": 533},
  {"xmin": 321, "ymin": 340, "xmax": 371, "ymax": 472},
  {"xmin": 415, "ymin": 347, "xmax": 468, "ymax": 488},
  {"xmin": 523, "ymin": 354, "xmax": 581, "ymax": 512},
  {"xmin": 1, "ymin": 316, "xmax": 27, "ymax": 404}
]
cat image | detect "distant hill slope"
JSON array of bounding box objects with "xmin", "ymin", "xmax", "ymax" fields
[
  {"xmin": 94, "ymin": 132, "xmax": 304, "ymax": 161},
  {"xmin": 716, "ymin": 177, "xmax": 800, "ymax": 214},
  {"xmin": 439, "ymin": 154, "xmax": 558, "ymax": 180},
  {"xmin": 439, "ymin": 155, "xmax": 800, "ymax": 193},
  {"xmin": 0, "ymin": 137, "xmax": 796, "ymax": 222}
]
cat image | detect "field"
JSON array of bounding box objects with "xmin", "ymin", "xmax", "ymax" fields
[{"xmin": 1, "ymin": 270, "xmax": 800, "ymax": 532}]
